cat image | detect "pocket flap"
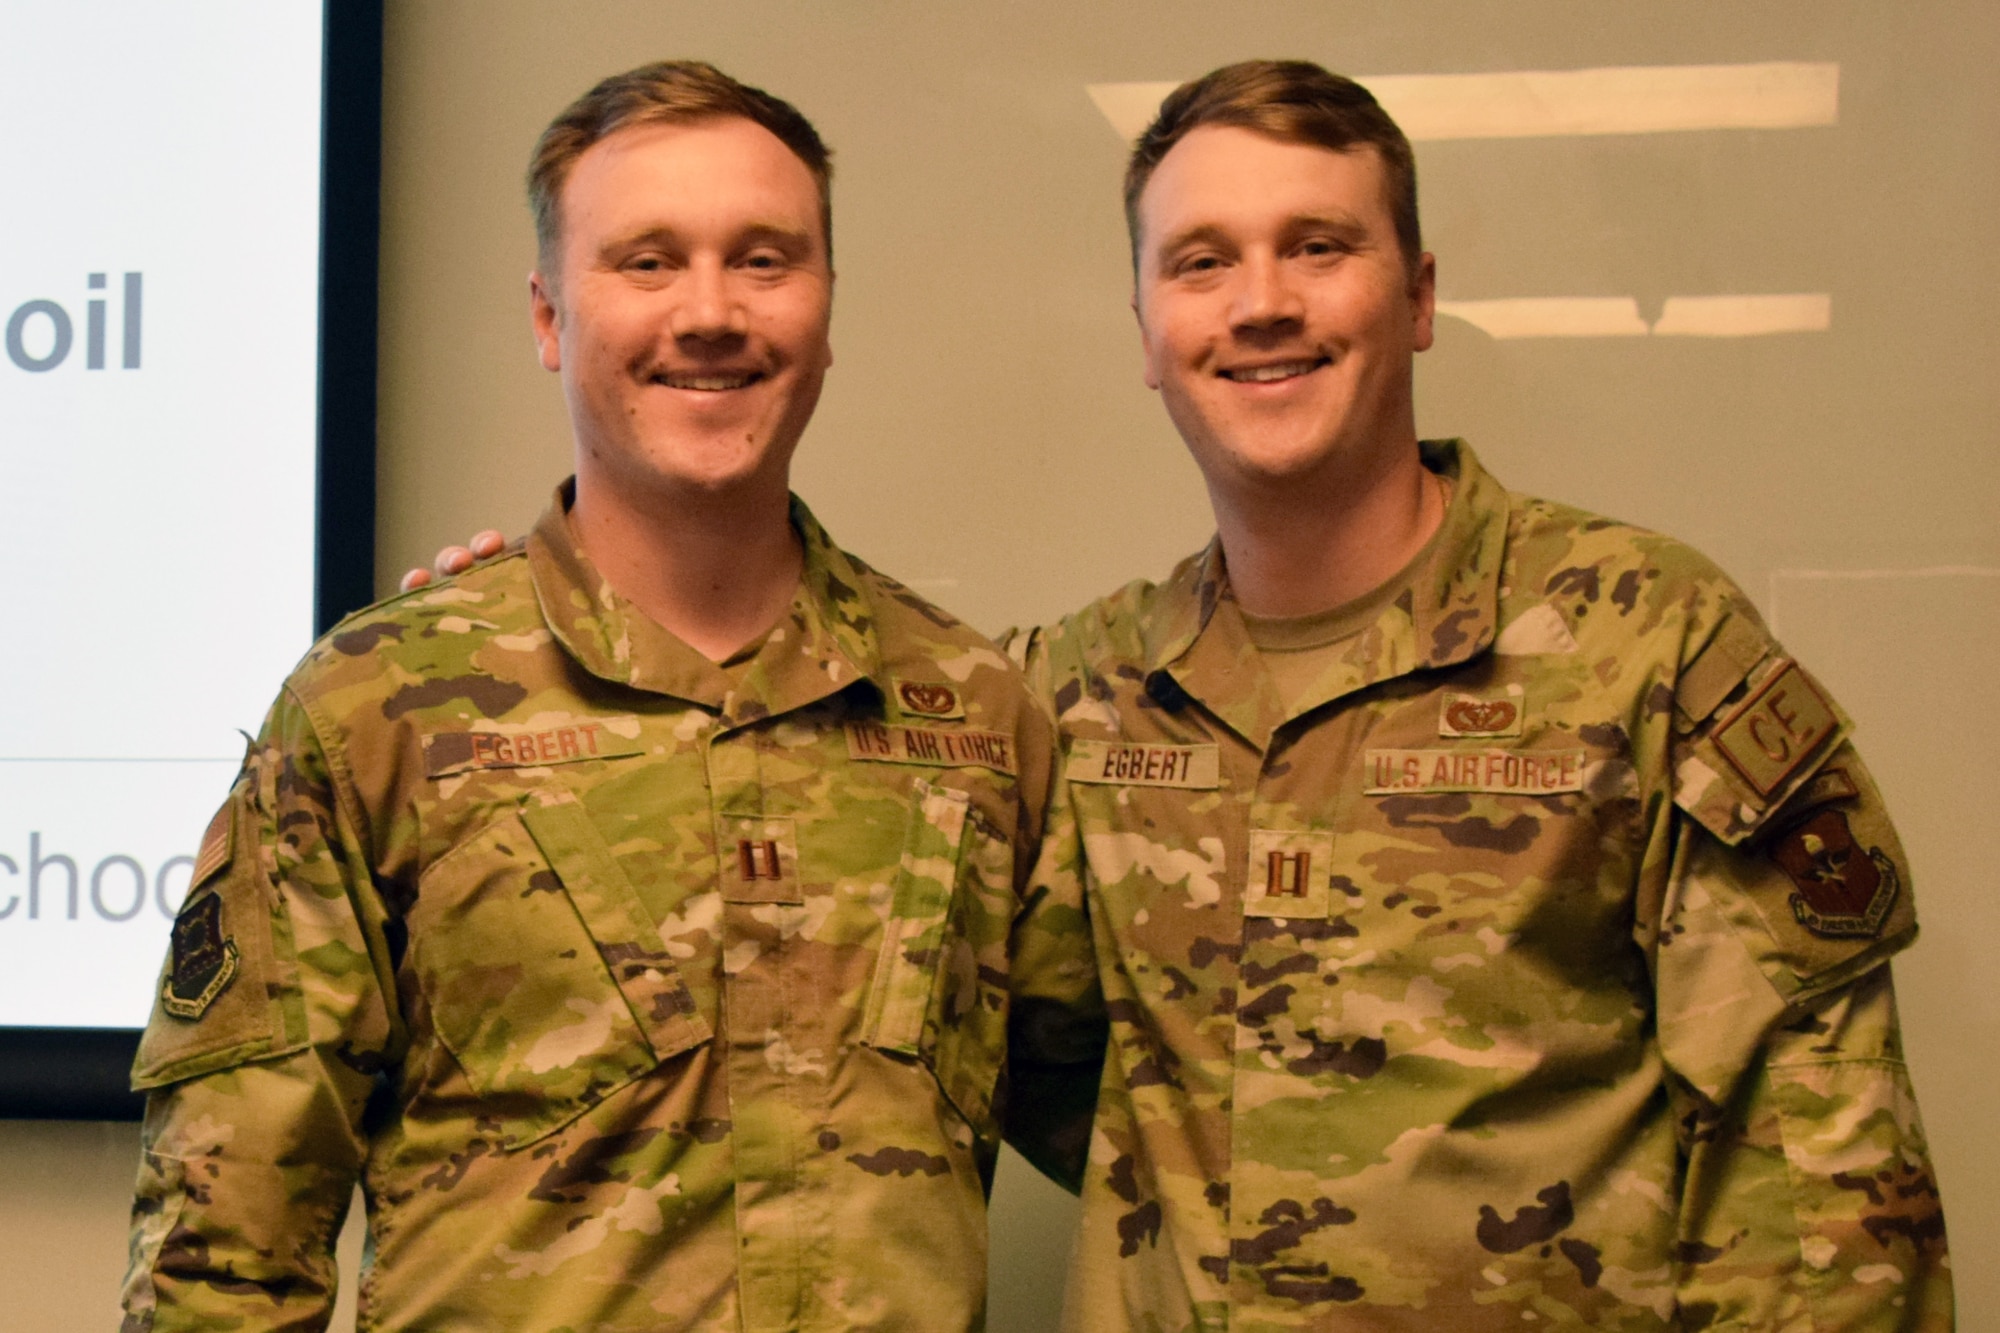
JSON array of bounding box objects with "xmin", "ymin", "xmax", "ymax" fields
[
  {"xmin": 859, "ymin": 780, "xmax": 971, "ymax": 1054},
  {"xmin": 522, "ymin": 798, "xmax": 712, "ymax": 1057}
]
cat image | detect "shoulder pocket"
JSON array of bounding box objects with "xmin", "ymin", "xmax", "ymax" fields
[
  {"xmin": 1679, "ymin": 747, "xmax": 1916, "ymax": 1004},
  {"xmin": 132, "ymin": 795, "xmax": 307, "ymax": 1089},
  {"xmin": 409, "ymin": 798, "xmax": 710, "ymax": 1148},
  {"xmin": 859, "ymin": 779, "xmax": 1015, "ymax": 1134}
]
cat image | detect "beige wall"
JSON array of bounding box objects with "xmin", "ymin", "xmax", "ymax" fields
[{"xmin": 6, "ymin": 2, "xmax": 1994, "ymax": 1328}]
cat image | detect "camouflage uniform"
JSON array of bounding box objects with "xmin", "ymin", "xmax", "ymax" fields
[
  {"xmin": 123, "ymin": 487, "xmax": 1093, "ymax": 1333},
  {"xmin": 1018, "ymin": 441, "xmax": 1951, "ymax": 1331}
]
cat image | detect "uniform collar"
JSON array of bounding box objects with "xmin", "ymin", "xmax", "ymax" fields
[
  {"xmin": 1142, "ymin": 440, "xmax": 1509, "ymax": 750},
  {"xmin": 529, "ymin": 481, "xmax": 882, "ymax": 725}
]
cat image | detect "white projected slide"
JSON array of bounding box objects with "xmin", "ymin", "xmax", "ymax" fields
[{"xmin": 0, "ymin": 2, "xmax": 324, "ymax": 1028}]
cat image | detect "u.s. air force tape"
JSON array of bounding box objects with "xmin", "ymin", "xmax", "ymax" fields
[
  {"xmin": 845, "ymin": 722, "xmax": 1017, "ymax": 775},
  {"xmin": 1065, "ymin": 740, "xmax": 1220, "ymax": 789},
  {"xmin": 1365, "ymin": 748, "xmax": 1586, "ymax": 795}
]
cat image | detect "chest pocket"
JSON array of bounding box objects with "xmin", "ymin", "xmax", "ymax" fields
[
  {"xmin": 859, "ymin": 778, "xmax": 1015, "ymax": 1134},
  {"xmin": 408, "ymin": 797, "xmax": 711, "ymax": 1148}
]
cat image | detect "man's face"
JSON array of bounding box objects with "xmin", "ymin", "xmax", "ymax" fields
[
  {"xmin": 1133, "ymin": 127, "xmax": 1434, "ymax": 493},
  {"xmin": 531, "ymin": 116, "xmax": 833, "ymax": 501}
]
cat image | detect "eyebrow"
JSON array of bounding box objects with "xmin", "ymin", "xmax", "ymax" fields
[
  {"xmin": 1150, "ymin": 223, "xmax": 1235, "ymax": 267},
  {"xmin": 1151, "ymin": 211, "xmax": 1376, "ymax": 270},
  {"xmin": 732, "ymin": 221, "xmax": 817, "ymax": 252},
  {"xmin": 602, "ymin": 220, "xmax": 819, "ymax": 255},
  {"xmin": 1281, "ymin": 211, "xmax": 1371, "ymax": 244}
]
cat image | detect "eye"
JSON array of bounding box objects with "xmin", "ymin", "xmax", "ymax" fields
[
  {"xmin": 1296, "ymin": 236, "xmax": 1351, "ymax": 262},
  {"xmin": 622, "ymin": 251, "xmax": 675, "ymax": 277},
  {"xmin": 1172, "ymin": 251, "xmax": 1226, "ymax": 278},
  {"xmin": 739, "ymin": 248, "xmax": 792, "ymax": 274}
]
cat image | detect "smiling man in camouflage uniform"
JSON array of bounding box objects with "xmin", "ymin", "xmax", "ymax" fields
[
  {"xmin": 1015, "ymin": 60, "xmax": 1952, "ymax": 1331},
  {"xmin": 121, "ymin": 62, "xmax": 1097, "ymax": 1332}
]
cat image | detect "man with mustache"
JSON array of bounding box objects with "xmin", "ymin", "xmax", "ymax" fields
[
  {"xmin": 124, "ymin": 61, "xmax": 1098, "ymax": 1332},
  {"xmin": 1018, "ymin": 59, "xmax": 1951, "ymax": 1331}
]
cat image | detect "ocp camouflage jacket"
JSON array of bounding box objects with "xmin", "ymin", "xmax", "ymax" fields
[
  {"xmin": 1019, "ymin": 441, "xmax": 1951, "ymax": 1333},
  {"xmin": 123, "ymin": 489, "xmax": 1093, "ymax": 1333}
]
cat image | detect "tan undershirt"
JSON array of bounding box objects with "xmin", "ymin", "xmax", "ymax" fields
[{"xmin": 1239, "ymin": 476, "xmax": 1452, "ymax": 715}]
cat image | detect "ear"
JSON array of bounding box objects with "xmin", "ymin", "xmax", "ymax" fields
[
  {"xmin": 1410, "ymin": 251, "xmax": 1437, "ymax": 354},
  {"xmin": 823, "ymin": 271, "xmax": 835, "ymax": 371},
  {"xmin": 529, "ymin": 271, "xmax": 562, "ymax": 372},
  {"xmin": 1133, "ymin": 288, "xmax": 1163, "ymax": 391}
]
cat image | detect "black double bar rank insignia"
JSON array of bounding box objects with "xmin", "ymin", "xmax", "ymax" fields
[{"xmin": 162, "ymin": 893, "xmax": 239, "ymax": 1020}]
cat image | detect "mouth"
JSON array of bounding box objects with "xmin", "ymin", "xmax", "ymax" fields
[
  {"xmin": 1218, "ymin": 358, "xmax": 1327, "ymax": 384},
  {"xmin": 653, "ymin": 369, "xmax": 766, "ymax": 391}
]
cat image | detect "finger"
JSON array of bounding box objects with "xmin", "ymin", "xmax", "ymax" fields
[
  {"xmin": 434, "ymin": 545, "xmax": 475, "ymax": 576},
  {"xmin": 399, "ymin": 567, "xmax": 434, "ymax": 593},
  {"xmin": 469, "ymin": 530, "xmax": 507, "ymax": 559}
]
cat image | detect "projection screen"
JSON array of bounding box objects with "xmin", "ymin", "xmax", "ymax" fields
[{"xmin": 0, "ymin": 0, "xmax": 378, "ymax": 1115}]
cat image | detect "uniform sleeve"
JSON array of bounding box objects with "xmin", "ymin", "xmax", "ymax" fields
[
  {"xmin": 122, "ymin": 689, "xmax": 398, "ymax": 1333},
  {"xmin": 1001, "ymin": 625, "xmax": 1109, "ymax": 1194},
  {"xmin": 1652, "ymin": 607, "xmax": 1951, "ymax": 1330}
]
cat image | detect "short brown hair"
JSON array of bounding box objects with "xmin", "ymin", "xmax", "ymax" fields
[
  {"xmin": 528, "ymin": 60, "xmax": 833, "ymax": 286},
  {"xmin": 1123, "ymin": 60, "xmax": 1420, "ymax": 276}
]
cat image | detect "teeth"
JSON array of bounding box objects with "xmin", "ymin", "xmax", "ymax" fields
[
  {"xmin": 660, "ymin": 371, "xmax": 757, "ymax": 390},
  {"xmin": 1226, "ymin": 361, "xmax": 1317, "ymax": 383}
]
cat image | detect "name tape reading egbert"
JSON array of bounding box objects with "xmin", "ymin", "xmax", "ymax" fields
[
  {"xmin": 1065, "ymin": 740, "xmax": 1220, "ymax": 789},
  {"xmin": 425, "ymin": 720, "xmax": 646, "ymax": 777},
  {"xmin": 1365, "ymin": 748, "xmax": 1586, "ymax": 795},
  {"xmin": 845, "ymin": 723, "xmax": 1017, "ymax": 775}
]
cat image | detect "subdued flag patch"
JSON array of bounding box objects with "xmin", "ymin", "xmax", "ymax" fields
[{"xmin": 190, "ymin": 801, "xmax": 232, "ymax": 886}]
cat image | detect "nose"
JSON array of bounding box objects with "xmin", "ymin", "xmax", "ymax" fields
[
  {"xmin": 670, "ymin": 256, "xmax": 747, "ymax": 343},
  {"xmin": 1229, "ymin": 251, "xmax": 1304, "ymax": 334}
]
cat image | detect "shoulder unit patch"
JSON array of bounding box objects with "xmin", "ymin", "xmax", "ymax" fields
[
  {"xmin": 162, "ymin": 892, "xmax": 240, "ymax": 1020},
  {"xmin": 1772, "ymin": 807, "xmax": 1899, "ymax": 939}
]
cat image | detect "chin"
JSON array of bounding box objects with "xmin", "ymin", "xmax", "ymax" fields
[{"xmin": 1211, "ymin": 439, "xmax": 1341, "ymax": 485}]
